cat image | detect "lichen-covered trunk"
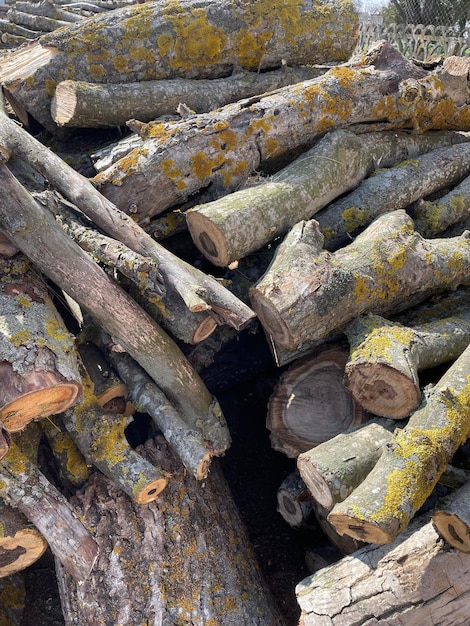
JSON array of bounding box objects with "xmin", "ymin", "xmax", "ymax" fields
[{"xmin": 56, "ymin": 439, "xmax": 285, "ymax": 626}]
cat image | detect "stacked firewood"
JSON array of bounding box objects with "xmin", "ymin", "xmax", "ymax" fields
[{"xmin": 0, "ymin": 0, "xmax": 470, "ymax": 624}]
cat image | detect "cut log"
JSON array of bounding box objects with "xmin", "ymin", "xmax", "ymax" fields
[
  {"xmin": 186, "ymin": 129, "xmax": 469, "ymax": 267},
  {"xmin": 296, "ymin": 515, "xmax": 470, "ymax": 626},
  {"xmin": 297, "ymin": 418, "xmax": 396, "ymax": 511},
  {"xmin": 55, "ymin": 438, "xmax": 285, "ymax": 626},
  {"xmin": 327, "ymin": 341, "xmax": 470, "ymax": 544},
  {"xmin": 0, "ymin": 428, "xmax": 10, "ymax": 461},
  {"xmin": 0, "ymin": 499, "xmax": 48, "ymax": 578},
  {"xmin": 0, "ymin": 99, "xmax": 256, "ymax": 331},
  {"xmin": 276, "ymin": 470, "xmax": 314, "ymax": 529},
  {"xmin": 249, "ymin": 211, "xmax": 470, "ymax": 357},
  {"xmin": 0, "ymin": 163, "xmax": 230, "ymax": 449},
  {"xmin": 91, "ymin": 43, "xmax": 470, "ymax": 223},
  {"xmin": 315, "ymin": 142, "xmax": 470, "ymax": 251},
  {"xmin": 267, "ymin": 343, "xmax": 369, "ymax": 458},
  {"xmin": 0, "ymin": 255, "xmax": 82, "ymax": 433},
  {"xmin": 432, "ymin": 481, "xmax": 470, "ymax": 553},
  {"xmin": 344, "ymin": 296, "xmax": 470, "ymax": 419},
  {"xmin": 51, "ymin": 65, "xmax": 327, "ymax": 128},
  {"xmin": 0, "ymin": 0, "xmax": 358, "ymax": 131},
  {"xmin": 0, "ymin": 438, "xmax": 98, "ymax": 582}
]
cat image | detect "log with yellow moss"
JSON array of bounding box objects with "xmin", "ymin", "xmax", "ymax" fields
[
  {"xmin": 55, "ymin": 439, "xmax": 284, "ymax": 626},
  {"xmin": 249, "ymin": 211, "xmax": 470, "ymax": 361},
  {"xmin": 0, "ymin": 0, "xmax": 358, "ymax": 131},
  {"xmin": 92, "ymin": 43, "xmax": 470, "ymax": 226},
  {"xmin": 327, "ymin": 341, "xmax": 470, "ymax": 545}
]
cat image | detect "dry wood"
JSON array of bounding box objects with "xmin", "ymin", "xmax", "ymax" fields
[
  {"xmin": 296, "ymin": 515, "xmax": 470, "ymax": 626},
  {"xmin": 327, "ymin": 342, "xmax": 470, "ymax": 544},
  {"xmin": 0, "ymin": 255, "xmax": 82, "ymax": 432},
  {"xmin": 51, "ymin": 65, "xmax": 326, "ymax": 128},
  {"xmin": 250, "ymin": 211, "xmax": 470, "ymax": 357},
  {"xmin": 40, "ymin": 418, "xmax": 90, "ymax": 490},
  {"xmin": 432, "ymin": 481, "xmax": 470, "ymax": 553},
  {"xmin": 6, "ymin": 8, "xmax": 70, "ymax": 32},
  {"xmin": 186, "ymin": 129, "xmax": 469, "ymax": 266},
  {"xmin": 90, "ymin": 43, "xmax": 470, "ymax": 224},
  {"xmin": 0, "ymin": 100, "xmax": 256, "ymax": 331},
  {"xmin": 267, "ymin": 343, "xmax": 369, "ymax": 458},
  {"xmin": 0, "ymin": 498, "xmax": 48, "ymax": 578},
  {"xmin": 0, "ymin": 428, "xmax": 10, "ymax": 461},
  {"xmin": 316, "ymin": 142, "xmax": 470, "ymax": 250},
  {"xmin": 0, "ymin": 0, "xmax": 358, "ymax": 130},
  {"xmin": 276, "ymin": 470, "xmax": 314, "ymax": 529},
  {"xmin": 0, "ymin": 438, "xmax": 98, "ymax": 582},
  {"xmin": 56, "ymin": 439, "xmax": 284, "ymax": 626},
  {"xmin": 344, "ymin": 292, "xmax": 470, "ymax": 418},
  {"xmin": 0, "ymin": 230, "xmax": 19, "ymax": 257},
  {"xmin": 0, "ymin": 164, "xmax": 228, "ymax": 444}
]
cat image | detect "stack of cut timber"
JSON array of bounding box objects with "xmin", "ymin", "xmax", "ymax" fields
[{"xmin": 0, "ymin": 1, "xmax": 470, "ymax": 622}]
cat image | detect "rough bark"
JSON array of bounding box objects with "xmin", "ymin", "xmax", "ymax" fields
[
  {"xmin": 0, "ymin": 100, "xmax": 256, "ymax": 331},
  {"xmin": 344, "ymin": 294, "xmax": 470, "ymax": 418},
  {"xmin": 186, "ymin": 129, "xmax": 469, "ymax": 267},
  {"xmin": 327, "ymin": 342, "xmax": 470, "ymax": 544},
  {"xmin": 432, "ymin": 481, "xmax": 470, "ymax": 553},
  {"xmin": 267, "ymin": 343, "xmax": 369, "ymax": 458},
  {"xmin": 249, "ymin": 211, "xmax": 470, "ymax": 357},
  {"xmin": 0, "ymin": 163, "xmax": 228, "ymax": 448},
  {"xmin": 0, "ymin": 438, "xmax": 98, "ymax": 582},
  {"xmin": 0, "ymin": 255, "xmax": 82, "ymax": 433},
  {"xmin": 0, "ymin": 0, "xmax": 358, "ymax": 131},
  {"xmin": 91, "ymin": 43, "xmax": 470, "ymax": 224},
  {"xmin": 55, "ymin": 439, "xmax": 284, "ymax": 626},
  {"xmin": 0, "ymin": 498, "xmax": 48, "ymax": 578},
  {"xmin": 51, "ymin": 65, "xmax": 327, "ymax": 128},
  {"xmin": 296, "ymin": 515, "xmax": 470, "ymax": 626}
]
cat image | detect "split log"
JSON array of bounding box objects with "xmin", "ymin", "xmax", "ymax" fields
[
  {"xmin": 55, "ymin": 439, "xmax": 284, "ymax": 626},
  {"xmin": 0, "ymin": 0, "xmax": 358, "ymax": 131},
  {"xmin": 315, "ymin": 142, "xmax": 470, "ymax": 251},
  {"xmin": 0, "ymin": 163, "xmax": 230, "ymax": 450},
  {"xmin": 296, "ymin": 515, "xmax": 470, "ymax": 626},
  {"xmin": 267, "ymin": 343, "xmax": 369, "ymax": 458},
  {"xmin": 344, "ymin": 293, "xmax": 470, "ymax": 418},
  {"xmin": 327, "ymin": 341, "xmax": 470, "ymax": 545},
  {"xmin": 51, "ymin": 65, "xmax": 327, "ymax": 128},
  {"xmin": 0, "ymin": 99, "xmax": 256, "ymax": 331},
  {"xmin": 91, "ymin": 43, "xmax": 470, "ymax": 223},
  {"xmin": 432, "ymin": 482, "xmax": 470, "ymax": 553},
  {"xmin": 409, "ymin": 171, "xmax": 470, "ymax": 237},
  {"xmin": 0, "ymin": 255, "xmax": 82, "ymax": 433},
  {"xmin": 249, "ymin": 211, "xmax": 470, "ymax": 357},
  {"xmin": 0, "ymin": 438, "xmax": 98, "ymax": 582},
  {"xmin": 0, "ymin": 499, "xmax": 48, "ymax": 578},
  {"xmin": 186, "ymin": 129, "xmax": 469, "ymax": 267}
]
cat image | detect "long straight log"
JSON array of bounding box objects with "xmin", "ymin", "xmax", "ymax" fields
[
  {"xmin": 327, "ymin": 342, "xmax": 470, "ymax": 544},
  {"xmin": 186, "ymin": 130, "xmax": 470, "ymax": 267},
  {"xmin": 0, "ymin": 0, "xmax": 358, "ymax": 131},
  {"xmin": 0, "ymin": 99, "xmax": 256, "ymax": 330},
  {"xmin": 0, "ymin": 163, "xmax": 228, "ymax": 448},
  {"xmin": 91, "ymin": 43, "xmax": 470, "ymax": 223},
  {"xmin": 51, "ymin": 65, "xmax": 326, "ymax": 128},
  {"xmin": 249, "ymin": 211, "xmax": 470, "ymax": 356}
]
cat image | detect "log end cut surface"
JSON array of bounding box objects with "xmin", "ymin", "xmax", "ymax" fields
[
  {"xmin": 326, "ymin": 511, "xmax": 393, "ymax": 544},
  {"xmin": 186, "ymin": 212, "xmax": 230, "ymax": 268},
  {"xmin": 0, "ymin": 529, "xmax": 48, "ymax": 578},
  {"xmin": 432, "ymin": 511, "xmax": 470, "ymax": 553},
  {"xmin": 134, "ymin": 476, "xmax": 168, "ymax": 504}
]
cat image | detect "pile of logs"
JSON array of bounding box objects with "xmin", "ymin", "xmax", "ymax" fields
[{"xmin": 0, "ymin": 0, "xmax": 470, "ymax": 624}]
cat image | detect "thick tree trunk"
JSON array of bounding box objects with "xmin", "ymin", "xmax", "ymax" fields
[
  {"xmin": 0, "ymin": 164, "xmax": 230, "ymax": 452},
  {"xmin": 56, "ymin": 438, "xmax": 285, "ymax": 626},
  {"xmin": 267, "ymin": 343, "xmax": 369, "ymax": 458},
  {"xmin": 0, "ymin": 255, "xmax": 82, "ymax": 433},
  {"xmin": 0, "ymin": 499, "xmax": 48, "ymax": 578},
  {"xmin": 0, "ymin": 0, "xmax": 358, "ymax": 131},
  {"xmin": 327, "ymin": 342, "xmax": 470, "ymax": 544},
  {"xmin": 315, "ymin": 142, "xmax": 470, "ymax": 250},
  {"xmin": 51, "ymin": 65, "xmax": 326, "ymax": 128},
  {"xmin": 249, "ymin": 211, "xmax": 470, "ymax": 358},
  {"xmin": 186, "ymin": 130, "xmax": 469, "ymax": 267},
  {"xmin": 296, "ymin": 515, "xmax": 470, "ymax": 626},
  {"xmin": 91, "ymin": 43, "xmax": 470, "ymax": 223},
  {"xmin": 344, "ymin": 290, "xmax": 470, "ymax": 418}
]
